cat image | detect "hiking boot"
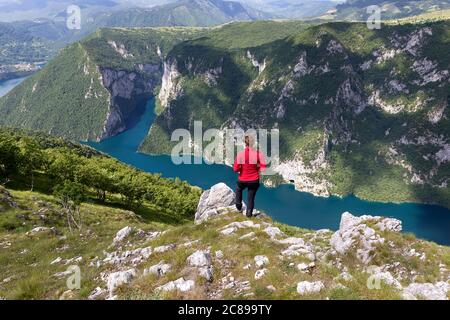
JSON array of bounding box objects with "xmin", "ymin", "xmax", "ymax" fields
[{"xmin": 246, "ymin": 211, "xmax": 253, "ymax": 218}]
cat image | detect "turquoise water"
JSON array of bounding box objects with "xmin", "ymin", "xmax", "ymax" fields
[
  {"xmin": 87, "ymin": 99, "xmax": 450, "ymax": 245},
  {"xmin": 0, "ymin": 77, "xmax": 27, "ymax": 97}
]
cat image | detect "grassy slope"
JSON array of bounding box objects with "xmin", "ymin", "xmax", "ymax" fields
[{"xmin": 1, "ymin": 188, "xmax": 449, "ymax": 300}]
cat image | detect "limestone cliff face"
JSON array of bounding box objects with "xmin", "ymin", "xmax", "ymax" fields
[
  {"xmin": 99, "ymin": 65, "xmax": 160, "ymax": 140},
  {"xmin": 144, "ymin": 23, "xmax": 450, "ymax": 202}
]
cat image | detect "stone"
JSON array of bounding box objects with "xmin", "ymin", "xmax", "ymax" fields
[
  {"xmin": 143, "ymin": 262, "xmax": 172, "ymax": 277},
  {"xmin": 297, "ymin": 262, "xmax": 315, "ymax": 273},
  {"xmin": 297, "ymin": 281, "xmax": 325, "ymax": 295},
  {"xmin": 330, "ymin": 212, "xmax": 402, "ymax": 264},
  {"xmin": 112, "ymin": 226, "xmax": 133, "ymax": 245},
  {"xmin": 255, "ymin": 269, "xmax": 268, "ymax": 280},
  {"xmin": 402, "ymin": 282, "xmax": 450, "ymax": 300},
  {"xmin": 187, "ymin": 250, "xmax": 212, "ymax": 267},
  {"xmin": 106, "ymin": 269, "xmax": 136, "ymax": 296},
  {"xmin": 254, "ymin": 255, "xmax": 269, "ymax": 268},
  {"xmin": 50, "ymin": 257, "xmax": 62, "ymax": 265},
  {"xmin": 88, "ymin": 287, "xmax": 107, "ymax": 300},
  {"xmin": 264, "ymin": 226, "xmax": 285, "ymax": 239},
  {"xmin": 154, "ymin": 244, "xmax": 176, "ymax": 253},
  {"xmin": 239, "ymin": 232, "xmax": 255, "ymax": 240},
  {"xmin": 157, "ymin": 277, "xmax": 195, "ymax": 293},
  {"xmin": 215, "ymin": 250, "xmax": 224, "ymax": 259},
  {"xmin": 195, "ymin": 183, "xmax": 236, "ymax": 222},
  {"xmin": 26, "ymin": 226, "xmax": 51, "ymax": 236},
  {"xmin": 199, "ymin": 266, "xmax": 214, "ymax": 282},
  {"xmin": 266, "ymin": 285, "xmax": 276, "ymax": 292}
]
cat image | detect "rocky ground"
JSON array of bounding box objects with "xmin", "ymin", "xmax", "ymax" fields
[{"xmin": 0, "ymin": 184, "xmax": 449, "ymax": 300}]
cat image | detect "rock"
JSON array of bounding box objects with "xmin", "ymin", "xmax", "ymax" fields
[
  {"xmin": 220, "ymin": 221, "xmax": 261, "ymax": 235},
  {"xmin": 297, "ymin": 281, "xmax": 325, "ymax": 295},
  {"xmin": 59, "ymin": 290, "xmax": 75, "ymax": 300},
  {"xmin": 103, "ymin": 247, "xmax": 152, "ymax": 266},
  {"xmin": 402, "ymin": 282, "xmax": 450, "ymax": 300},
  {"xmin": 266, "ymin": 285, "xmax": 276, "ymax": 292},
  {"xmin": 112, "ymin": 226, "xmax": 133, "ymax": 245},
  {"xmin": 254, "ymin": 255, "xmax": 269, "ymax": 268},
  {"xmin": 255, "ymin": 269, "xmax": 268, "ymax": 280},
  {"xmin": 215, "ymin": 250, "xmax": 224, "ymax": 259},
  {"xmin": 297, "ymin": 262, "xmax": 315, "ymax": 273},
  {"xmin": 195, "ymin": 183, "xmax": 236, "ymax": 222},
  {"xmin": 88, "ymin": 287, "xmax": 107, "ymax": 300},
  {"xmin": 330, "ymin": 212, "xmax": 402, "ymax": 264},
  {"xmin": 367, "ymin": 268, "xmax": 402, "ymax": 290},
  {"xmin": 26, "ymin": 226, "xmax": 53, "ymax": 236},
  {"xmin": 239, "ymin": 232, "xmax": 255, "ymax": 240},
  {"xmin": 143, "ymin": 261, "xmax": 172, "ymax": 277},
  {"xmin": 264, "ymin": 226, "xmax": 285, "ymax": 239},
  {"xmin": 0, "ymin": 186, "xmax": 18, "ymax": 209},
  {"xmin": 154, "ymin": 244, "xmax": 176, "ymax": 253},
  {"xmin": 335, "ymin": 272, "xmax": 353, "ymax": 282},
  {"xmin": 106, "ymin": 269, "xmax": 136, "ymax": 296},
  {"xmin": 187, "ymin": 250, "xmax": 212, "ymax": 267},
  {"xmin": 50, "ymin": 257, "xmax": 62, "ymax": 265},
  {"xmin": 157, "ymin": 277, "xmax": 195, "ymax": 293},
  {"xmin": 199, "ymin": 266, "xmax": 214, "ymax": 282},
  {"xmin": 243, "ymin": 263, "xmax": 252, "ymax": 270}
]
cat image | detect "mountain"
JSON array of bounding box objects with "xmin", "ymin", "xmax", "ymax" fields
[
  {"xmin": 0, "ymin": 129, "xmax": 449, "ymax": 300},
  {"xmin": 90, "ymin": 0, "xmax": 273, "ymax": 27},
  {"xmin": 0, "ymin": 0, "xmax": 273, "ymax": 77},
  {"xmin": 240, "ymin": 0, "xmax": 339, "ymax": 19},
  {"xmin": 1, "ymin": 20, "xmax": 449, "ymax": 210},
  {"xmin": 321, "ymin": 0, "xmax": 450, "ymax": 21}
]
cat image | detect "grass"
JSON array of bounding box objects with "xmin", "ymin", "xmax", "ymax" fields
[{"xmin": 1, "ymin": 187, "xmax": 449, "ymax": 300}]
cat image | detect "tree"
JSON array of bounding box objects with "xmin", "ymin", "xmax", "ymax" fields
[
  {"xmin": 53, "ymin": 181, "xmax": 86, "ymax": 232},
  {"xmin": 18, "ymin": 137, "xmax": 44, "ymax": 191},
  {"xmin": 0, "ymin": 134, "xmax": 21, "ymax": 185}
]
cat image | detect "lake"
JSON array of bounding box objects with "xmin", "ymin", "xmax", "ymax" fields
[
  {"xmin": 0, "ymin": 77, "xmax": 27, "ymax": 97},
  {"xmin": 87, "ymin": 99, "xmax": 450, "ymax": 245}
]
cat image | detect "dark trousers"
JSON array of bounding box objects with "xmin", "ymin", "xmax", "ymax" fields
[{"xmin": 236, "ymin": 180, "xmax": 260, "ymax": 216}]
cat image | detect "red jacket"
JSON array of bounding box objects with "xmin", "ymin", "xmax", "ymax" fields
[{"xmin": 233, "ymin": 147, "xmax": 267, "ymax": 182}]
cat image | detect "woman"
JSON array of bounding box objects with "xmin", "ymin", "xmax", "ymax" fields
[{"xmin": 233, "ymin": 135, "xmax": 266, "ymax": 217}]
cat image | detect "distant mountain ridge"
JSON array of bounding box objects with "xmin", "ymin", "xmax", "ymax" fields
[{"xmin": 323, "ymin": 0, "xmax": 450, "ymax": 21}]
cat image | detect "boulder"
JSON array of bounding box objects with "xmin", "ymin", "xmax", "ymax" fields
[
  {"xmin": 157, "ymin": 277, "xmax": 195, "ymax": 292},
  {"xmin": 199, "ymin": 266, "xmax": 214, "ymax": 282},
  {"xmin": 112, "ymin": 226, "xmax": 133, "ymax": 245},
  {"xmin": 255, "ymin": 269, "xmax": 268, "ymax": 280},
  {"xmin": 187, "ymin": 250, "xmax": 212, "ymax": 267},
  {"xmin": 195, "ymin": 183, "xmax": 236, "ymax": 222},
  {"xmin": 106, "ymin": 269, "xmax": 136, "ymax": 296},
  {"xmin": 297, "ymin": 281, "xmax": 325, "ymax": 295},
  {"xmin": 402, "ymin": 282, "xmax": 450, "ymax": 300},
  {"xmin": 330, "ymin": 212, "xmax": 402, "ymax": 264},
  {"xmin": 254, "ymin": 255, "xmax": 269, "ymax": 268},
  {"xmin": 143, "ymin": 261, "xmax": 172, "ymax": 277}
]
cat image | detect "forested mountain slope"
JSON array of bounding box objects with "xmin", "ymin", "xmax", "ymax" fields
[{"xmin": 0, "ymin": 20, "xmax": 449, "ymax": 208}]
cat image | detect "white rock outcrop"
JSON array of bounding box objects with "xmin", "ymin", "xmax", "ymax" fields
[
  {"xmin": 297, "ymin": 281, "xmax": 325, "ymax": 295},
  {"xmin": 143, "ymin": 262, "xmax": 172, "ymax": 277},
  {"xmin": 330, "ymin": 212, "xmax": 402, "ymax": 264},
  {"xmin": 402, "ymin": 282, "xmax": 450, "ymax": 300},
  {"xmin": 157, "ymin": 278, "xmax": 195, "ymax": 293},
  {"xmin": 112, "ymin": 226, "xmax": 133, "ymax": 245},
  {"xmin": 195, "ymin": 183, "xmax": 236, "ymax": 222},
  {"xmin": 106, "ymin": 269, "xmax": 136, "ymax": 297}
]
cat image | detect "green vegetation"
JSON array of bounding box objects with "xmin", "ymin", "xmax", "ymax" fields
[{"xmin": 0, "ymin": 128, "xmax": 201, "ymax": 221}]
